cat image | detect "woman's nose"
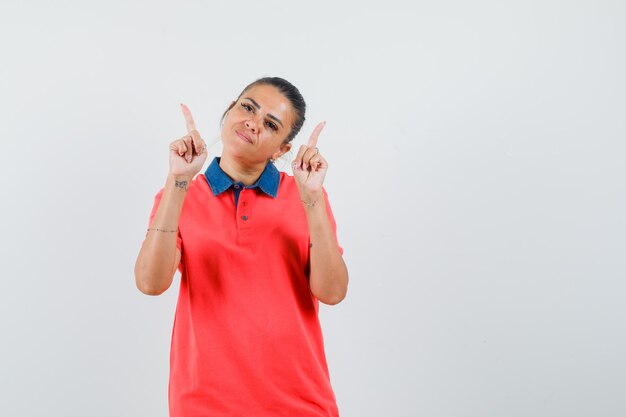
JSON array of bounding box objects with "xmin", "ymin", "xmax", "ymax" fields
[
  {"xmin": 245, "ymin": 119, "xmax": 257, "ymax": 132},
  {"xmin": 245, "ymin": 115, "xmax": 262, "ymax": 132}
]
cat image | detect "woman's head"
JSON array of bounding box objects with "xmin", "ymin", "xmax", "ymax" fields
[
  {"xmin": 219, "ymin": 77, "xmax": 306, "ymax": 164},
  {"xmin": 223, "ymin": 77, "xmax": 306, "ymax": 143}
]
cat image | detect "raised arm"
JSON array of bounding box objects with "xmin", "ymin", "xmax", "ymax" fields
[
  {"xmin": 292, "ymin": 121, "xmax": 349, "ymax": 305},
  {"xmin": 134, "ymin": 103, "xmax": 207, "ymax": 295}
]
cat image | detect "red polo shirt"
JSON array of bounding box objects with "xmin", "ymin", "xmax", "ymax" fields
[{"xmin": 146, "ymin": 158, "xmax": 343, "ymax": 416}]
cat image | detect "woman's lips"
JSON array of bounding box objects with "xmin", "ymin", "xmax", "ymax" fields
[{"xmin": 236, "ymin": 130, "xmax": 253, "ymax": 144}]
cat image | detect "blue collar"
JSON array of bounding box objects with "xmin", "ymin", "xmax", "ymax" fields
[{"xmin": 204, "ymin": 156, "xmax": 280, "ymax": 198}]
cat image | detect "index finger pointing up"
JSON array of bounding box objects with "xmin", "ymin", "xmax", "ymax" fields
[
  {"xmin": 180, "ymin": 103, "xmax": 197, "ymax": 133},
  {"xmin": 307, "ymin": 121, "xmax": 326, "ymax": 149}
]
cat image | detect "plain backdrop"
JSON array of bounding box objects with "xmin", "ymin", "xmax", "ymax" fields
[{"xmin": 1, "ymin": 1, "xmax": 624, "ymax": 416}]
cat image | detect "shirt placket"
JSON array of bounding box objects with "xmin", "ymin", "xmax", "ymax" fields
[{"xmin": 236, "ymin": 188, "xmax": 254, "ymax": 241}]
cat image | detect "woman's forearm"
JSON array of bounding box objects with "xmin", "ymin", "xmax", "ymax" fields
[
  {"xmin": 134, "ymin": 174, "xmax": 189, "ymax": 295},
  {"xmin": 304, "ymin": 198, "xmax": 349, "ymax": 305}
]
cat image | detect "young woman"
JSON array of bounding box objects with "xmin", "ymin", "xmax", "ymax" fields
[{"xmin": 134, "ymin": 77, "xmax": 349, "ymax": 416}]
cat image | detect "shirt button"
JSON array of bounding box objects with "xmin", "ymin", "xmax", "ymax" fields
[
  {"xmin": 241, "ymin": 215, "xmax": 249, "ymax": 221},
  {"xmin": 234, "ymin": 184, "xmax": 240, "ymax": 189},
  {"xmin": 242, "ymin": 202, "xmax": 247, "ymax": 206}
]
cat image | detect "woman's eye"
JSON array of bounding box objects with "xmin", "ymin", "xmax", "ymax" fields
[{"xmin": 240, "ymin": 102, "xmax": 277, "ymax": 131}]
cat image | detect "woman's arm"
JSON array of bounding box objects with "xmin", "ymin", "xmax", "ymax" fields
[
  {"xmin": 134, "ymin": 174, "xmax": 189, "ymax": 296},
  {"xmin": 291, "ymin": 121, "xmax": 349, "ymax": 305},
  {"xmin": 136, "ymin": 103, "xmax": 207, "ymax": 295},
  {"xmin": 304, "ymin": 193, "xmax": 349, "ymax": 305}
]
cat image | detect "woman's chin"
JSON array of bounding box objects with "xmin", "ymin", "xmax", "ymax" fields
[
  {"xmin": 222, "ymin": 143, "xmax": 246, "ymax": 158},
  {"xmin": 221, "ymin": 138, "xmax": 244, "ymax": 155},
  {"xmin": 221, "ymin": 149, "xmax": 271, "ymax": 167},
  {"xmin": 221, "ymin": 146, "xmax": 253, "ymax": 162}
]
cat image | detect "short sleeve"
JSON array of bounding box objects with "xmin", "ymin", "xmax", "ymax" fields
[
  {"xmin": 322, "ymin": 187, "xmax": 344, "ymax": 255},
  {"xmin": 146, "ymin": 188, "xmax": 183, "ymax": 253}
]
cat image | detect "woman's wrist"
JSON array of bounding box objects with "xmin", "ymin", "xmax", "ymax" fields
[
  {"xmin": 167, "ymin": 173, "xmax": 192, "ymax": 192},
  {"xmin": 299, "ymin": 190, "xmax": 323, "ymax": 207}
]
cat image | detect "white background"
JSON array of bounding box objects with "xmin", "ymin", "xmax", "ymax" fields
[{"xmin": 1, "ymin": 1, "xmax": 625, "ymax": 416}]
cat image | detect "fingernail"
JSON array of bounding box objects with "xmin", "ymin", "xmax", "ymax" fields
[{"xmin": 186, "ymin": 156, "xmax": 192, "ymax": 162}]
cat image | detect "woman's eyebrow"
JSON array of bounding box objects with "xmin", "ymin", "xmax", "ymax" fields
[{"xmin": 243, "ymin": 97, "xmax": 284, "ymax": 128}]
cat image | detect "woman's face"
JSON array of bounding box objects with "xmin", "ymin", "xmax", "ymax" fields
[{"xmin": 221, "ymin": 84, "xmax": 295, "ymax": 164}]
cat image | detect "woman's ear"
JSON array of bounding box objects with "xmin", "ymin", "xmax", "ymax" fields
[{"xmin": 271, "ymin": 142, "xmax": 292, "ymax": 161}]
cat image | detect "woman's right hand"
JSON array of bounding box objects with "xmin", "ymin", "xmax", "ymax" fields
[{"xmin": 168, "ymin": 103, "xmax": 208, "ymax": 178}]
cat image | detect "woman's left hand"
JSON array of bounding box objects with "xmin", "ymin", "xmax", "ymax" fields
[{"xmin": 292, "ymin": 121, "xmax": 328, "ymax": 205}]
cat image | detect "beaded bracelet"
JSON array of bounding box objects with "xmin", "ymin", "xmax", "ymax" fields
[{"xmin": 147, "ymin": 227, "xmax": 178, "ymax": 233}]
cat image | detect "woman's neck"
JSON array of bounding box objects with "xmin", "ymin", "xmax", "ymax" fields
[{"xmin": 218, "ymin": 154, "xmax": 267, "ymax": 186}]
